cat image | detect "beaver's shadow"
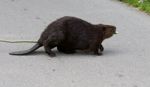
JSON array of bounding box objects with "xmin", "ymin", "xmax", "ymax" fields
[{"xmin": 31, "ymin": 48, "xmax": 120, "ymax": 57}]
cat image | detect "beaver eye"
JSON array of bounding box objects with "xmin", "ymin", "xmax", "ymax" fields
[{"xmin": 102, "ymin": 27, "xmax": 106, "ymax": 31}]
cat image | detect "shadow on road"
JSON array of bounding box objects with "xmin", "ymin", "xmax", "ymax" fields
[{"xmin": 28, "ymin": 48, "xmax": 122, "ymax": 57}]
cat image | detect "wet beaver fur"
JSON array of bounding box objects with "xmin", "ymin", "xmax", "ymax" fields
[{"xmin": 9, "ymin": 16, "xmax": 116, "ymax": 57}]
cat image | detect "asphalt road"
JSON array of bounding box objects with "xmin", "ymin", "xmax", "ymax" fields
[{"xmin": 0, "ymin": 0, "xmax": 150, "ymax": 87}]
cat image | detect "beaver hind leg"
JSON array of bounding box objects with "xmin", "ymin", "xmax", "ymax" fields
[
  {"xmin": 43, "ymin": 38, "xmax": 58, "ymax": 57},
  {"xmin": 44, "ymin": 44, "xmax": 56, "ymax": 57}
]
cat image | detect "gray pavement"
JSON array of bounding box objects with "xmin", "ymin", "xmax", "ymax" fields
[{"xmin": 0, "ymin": 0, "xmax": 150, "ymax": 87}]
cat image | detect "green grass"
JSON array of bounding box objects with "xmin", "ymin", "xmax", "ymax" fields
[{"xmin": 120, "ymin": 0, "xmax": 150, "ymax": 14}]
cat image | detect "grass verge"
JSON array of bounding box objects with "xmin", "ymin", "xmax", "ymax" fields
[{"xmin": 120, "ymin": 0, "xmax": 150, "ymax": 14}]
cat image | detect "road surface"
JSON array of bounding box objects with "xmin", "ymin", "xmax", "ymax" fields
[{"xmin": 0, "ymin": 0, "xmax": 150, "ymax": 87}]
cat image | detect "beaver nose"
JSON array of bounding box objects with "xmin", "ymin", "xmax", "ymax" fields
[
  {"xmin": 114, "ymin": 31, "xmax": 119, "ymax": 34},
  {"xmin": 113, "ymin": 27, "xmax": 118, "ymax": 34}
]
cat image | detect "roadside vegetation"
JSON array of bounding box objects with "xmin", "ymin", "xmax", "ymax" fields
[{"xmin": 120, "ymin": 0, "xmax": 150, "ymax": 14}]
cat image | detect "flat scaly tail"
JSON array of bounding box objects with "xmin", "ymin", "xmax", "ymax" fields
[{"xmin": 9, "ymin": 43, "xmax": 42, "ymax": 55}]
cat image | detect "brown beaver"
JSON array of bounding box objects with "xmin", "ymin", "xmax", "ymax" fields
[{"xmin": 9, "ymin": 16, "xmax": 117, "ymax": 57}]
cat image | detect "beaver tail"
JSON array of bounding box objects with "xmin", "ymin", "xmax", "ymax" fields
[{"xmin": 9, "ymin": 43, "xmax": 42, "ymax": 55}]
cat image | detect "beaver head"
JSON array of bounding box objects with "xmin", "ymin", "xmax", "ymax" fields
[
  {"xmin": 98, "ymin": 24, "xmax": 117, "ymax": 39},
  {"xmin": 103, "ymin": 24, "xmax": 117, "ymax": 39}
]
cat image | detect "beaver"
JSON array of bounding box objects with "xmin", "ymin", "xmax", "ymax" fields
[{"xmin": 9, "ymin": 16, "xmax": 117, "ymax": 57}]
